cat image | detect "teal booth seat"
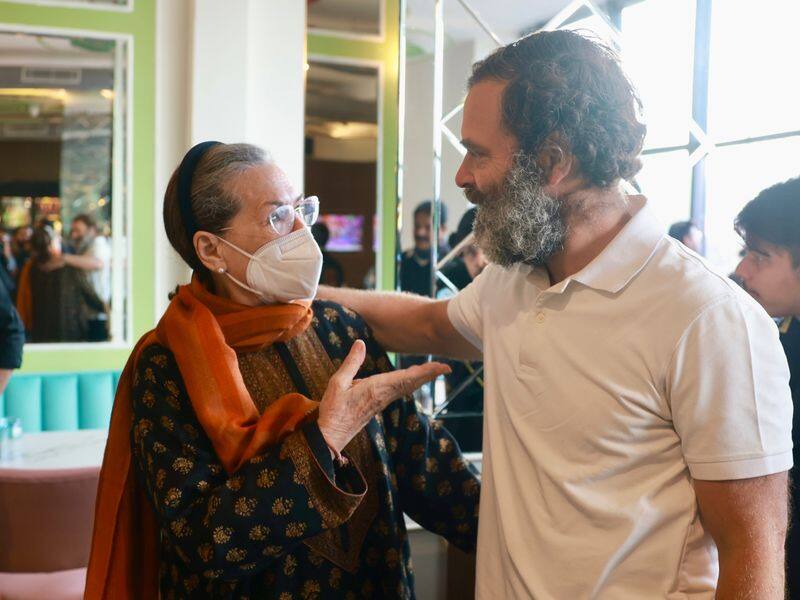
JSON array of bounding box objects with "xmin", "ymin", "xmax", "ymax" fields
[{"xmin": 0, "ymin": 371, "xmax": 121, "ymax": 432}]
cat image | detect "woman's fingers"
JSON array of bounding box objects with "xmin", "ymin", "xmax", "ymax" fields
[
  {"xmin": 403, "ymin": 361, "xmax": 452, "ymax": 385},
  {"xmin": 331, "ymin": 340, "xmax": 366, "ymax": 389},
  {"xmin": 320, "ymin": 357, "xmax": 451, "ymax": 453},
  {"xmin": 365, "ymin": 361, "xmax": 452, "ymax": 408}
]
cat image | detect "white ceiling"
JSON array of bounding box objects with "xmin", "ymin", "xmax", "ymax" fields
[{"xmin": 406, "ymin": 0, "xmax": 581, "ymax": 41}]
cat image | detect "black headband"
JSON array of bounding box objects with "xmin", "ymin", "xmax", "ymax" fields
[{"xmin": 176, "ymin": 140, "xmax": 221, "ymax": 240}]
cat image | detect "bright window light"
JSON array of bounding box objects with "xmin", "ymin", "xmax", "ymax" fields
[
  {"xmin": 708, "ymin": 1, "xmax": 800, "ymax": 141},
  {"xmin": 636, "ymin": 150, "xmax": 693, "ymax": 228},
  {"xmin": 621, "ymin": 0, "xmax": 694, "ymax": 150}
]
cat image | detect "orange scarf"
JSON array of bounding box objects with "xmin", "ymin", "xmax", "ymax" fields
[{"xmin": 84, "ymin": 276, "xmax": 318, "ymax": 599}]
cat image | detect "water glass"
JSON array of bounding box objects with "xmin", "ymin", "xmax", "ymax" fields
[
  {"xmin": 0, "ymin": 417, "xmax": 9, "ymax": 461},
  {"xmin": 0, "ymin": 416, "xmax": 22, "ymax": 461}
]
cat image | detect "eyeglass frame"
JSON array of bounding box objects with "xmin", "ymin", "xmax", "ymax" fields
[{"xmin": 219, "ymin": 195, "xmax": 320, "ymax": 237}]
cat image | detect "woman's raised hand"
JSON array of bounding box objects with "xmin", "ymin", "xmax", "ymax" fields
[{"xmin": 317, "ymin": 340, "xmax": 451, "ymax": 453}]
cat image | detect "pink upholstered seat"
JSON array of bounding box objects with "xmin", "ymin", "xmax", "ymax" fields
[
  {"xmin": 0, "ymin": 466, "xmax": 99, "ymax": 599},
  {"xmin": 0, "ymin": 568, "xmax": 87, "ymax": 600}
]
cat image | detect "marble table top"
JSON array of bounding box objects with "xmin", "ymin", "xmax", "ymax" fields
[{"xmin": 0, "ymin": 429, "xmax": 108, "ymax": 471}]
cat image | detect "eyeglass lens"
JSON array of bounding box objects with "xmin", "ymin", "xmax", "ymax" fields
[{"xmin": 269, "ymin": 197, "xmax": 319, "ymax": 235}]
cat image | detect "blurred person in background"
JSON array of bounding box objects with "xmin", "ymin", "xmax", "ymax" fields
[
  {"xmin": 437, "ymin": 207, "xmax": 488, "ymax": 453},
  {"xmin": 0, "ymin": 230, "xmax": 17, "ymax": 298},
  {"xmin": 400, "ymin": 200, "xmax": 449, "ymax": 297},
  {"xmin": 63, "ymin": 214, "xmax": 111, "ymax": 341},
  {"xmin": 10, "ymin": 225, "xmax": 32, "ymax": 279},
  {"xmin": 0, "ymin": 225, "xmax": 34, "ymax": 294},
  {"xmin": 0, "ymin": 264, "xmax": 24, "ymax": 395},
  {"xmin": 734, "ymin": 175, "xmax": 800, "ymax": 598},
  {"xmin": 438, "ymin": 207, "xmax": 488, "ymax": 296},
  {"xmin": 311, "ymin": 221, "xmax": 344, "ymax": 287},
  {"xmin": 16, "ymin": 225, "xmax": 105, "ymax": 343},
  {"xmin": 668, "ymin": 220, "xmax": 703, "ymax": 253},
  {"xmin": 399, "ymin": 200, "xmax": 450, "ymax": 373}
]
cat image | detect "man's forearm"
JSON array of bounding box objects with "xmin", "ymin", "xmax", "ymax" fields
[
  {"xmin": 716, "ymin": 544, "xmax": 785, "ymax": 599},
  {"xmin": 317, "ymin": 285, "xmax": 439, "ymax": 354}
]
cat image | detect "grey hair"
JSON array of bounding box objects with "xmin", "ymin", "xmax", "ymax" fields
[
  {"xmin": 163, "ymin": 142, "xmax": 272, "ymax": 276},
  {"xmin": 471, "ymin": 152, "xmax": 566, "ymax": 267}
]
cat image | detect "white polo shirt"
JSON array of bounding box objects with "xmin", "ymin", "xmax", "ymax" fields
[{"xmin": 448, "ymin": 197, "xmax": 793, "ymax": 599}]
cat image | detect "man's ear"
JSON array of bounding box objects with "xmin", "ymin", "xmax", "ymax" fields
[
  {"xmin": 537, "ymin": 140, "xmax": 574, "ymax": 188},
  {"xmin": 194, "ymin": 231, "xmax": 226, "ymax": 273}
]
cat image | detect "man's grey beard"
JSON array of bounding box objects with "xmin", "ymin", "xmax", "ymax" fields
[{"xmin": 469, "ymin": 155, "xmax": 566, "ymax": 267}]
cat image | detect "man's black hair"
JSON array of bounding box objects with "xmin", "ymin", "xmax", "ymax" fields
[
  {"xmin": 414, "ymin": 200, "xmax": 448, "ymax": 227},
  {"xmin": 735, "ymin": 176, "xmax": 800, "ymax": 265},
  {"xmin": 668, "ymin": 221, "xmax": 696, "ymax": 243}
]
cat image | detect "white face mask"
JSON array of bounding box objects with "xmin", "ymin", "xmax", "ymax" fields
[{"xmin": 217, "ymin": 226, "xmax": 323, "ymax": 304}]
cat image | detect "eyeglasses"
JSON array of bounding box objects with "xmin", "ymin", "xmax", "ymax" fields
[
  {"xmin": 220, "ymin": 195, "xmax": 319, "ymax": 237},
  {"xmin": 269, "ymin": 196, "xmax": 319, "ymax": 236}
]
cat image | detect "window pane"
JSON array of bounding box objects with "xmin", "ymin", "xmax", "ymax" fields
[
  {"xmin": 621, "ymin": 0, "xmax": 694, "ymax": 150},
  {"xmin": 636, "ymin": 150, "xmax": 692, "ymax": 230},
  {"xmin": 705, "ymin": 136, "xmax": 800, "ymax": 274},
  {"xmin": 708, "ymin": 0, "xmax": 800, "ymax": 141}
]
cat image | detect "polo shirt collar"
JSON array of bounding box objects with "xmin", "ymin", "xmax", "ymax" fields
[{"xmin": 568, "ymin": 195, "xmax": 664, "ymax": 294}]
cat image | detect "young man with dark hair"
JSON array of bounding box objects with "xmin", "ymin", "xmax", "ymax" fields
[
  {"xmin": 668, "ymin": 220, "xmax": 703, "ymax": 253},
  {"xmin": 734, "ymin": 176, "xmax": 800, "ymax": 598},
  {"xmin": 320, "ymin": 30, "xmax": 792, "ymax": 597},
  {"xmin": 400, "ymin": 200, "xmax": 449, "ymax": 297}
]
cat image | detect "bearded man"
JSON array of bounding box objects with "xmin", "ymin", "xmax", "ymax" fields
[{"xmin": 318, "ymin": 30, "xmax": 792, "ymax": 599}]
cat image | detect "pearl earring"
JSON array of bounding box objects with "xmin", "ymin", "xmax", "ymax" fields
[{"xmin": 218, "ymin": 267, "xmax": 225, "ymax": 273}]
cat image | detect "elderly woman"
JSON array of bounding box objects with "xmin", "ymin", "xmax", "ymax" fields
[{"xmin": 86, "ymin": 142, "xmax": 480, "ymax": 599}]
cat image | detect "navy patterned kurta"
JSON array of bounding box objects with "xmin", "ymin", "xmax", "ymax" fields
[{"xmin": 131, "ymin": 300, "xmax": 480, "ymax": 599}]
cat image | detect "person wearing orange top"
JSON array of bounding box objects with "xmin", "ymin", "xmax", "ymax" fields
[{"xmin": 84, "ymin": 142, "xmax": 480, "ymax": 599}]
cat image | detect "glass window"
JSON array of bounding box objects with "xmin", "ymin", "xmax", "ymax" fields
[
  {"xmin": 705, "ymin": 136, "xmax": 800, "ymax": 274},
  {"xmin": 0, "ymin": 30, "xmax": 128, "ymax": 344},
  {"xmin": 636, "ymin": 150, "xmax": 692, "ymax": 230},
  {"xmin": 620, "ymin": 0, "xmax": 694, "ymax": 150},
  {"xmin": 708, "ymin": 0, "xmax": 800, "ymax": 142}
]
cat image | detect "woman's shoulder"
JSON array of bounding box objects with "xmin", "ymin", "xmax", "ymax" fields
[{"xmin": 134, "ymin": 343, "xmax": 181, "ymax": 385}]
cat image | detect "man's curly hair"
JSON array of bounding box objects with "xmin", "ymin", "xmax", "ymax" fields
[{"xmin": 469, "ymin": 29, "xmax": 646, "ymax": 188}]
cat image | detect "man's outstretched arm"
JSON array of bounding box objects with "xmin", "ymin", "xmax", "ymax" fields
[{"xmin": 316, "ymin": 286, "xmax": 481, "ymax": 361}]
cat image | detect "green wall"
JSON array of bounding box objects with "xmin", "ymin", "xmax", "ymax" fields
[
  {"xmin": 0, "ymin": 0, "xmax": 156, "ymax": 372},
  {"xmin": 307, "ymin": 0, "xmax": 401, "ymax": 292}
]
